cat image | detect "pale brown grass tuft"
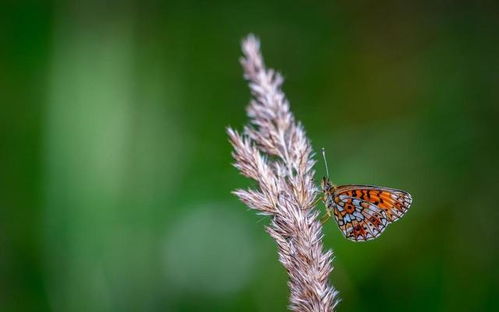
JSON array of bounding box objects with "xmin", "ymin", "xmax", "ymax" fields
[{"xmin": 228, "ymin": 34, "xmax": 339, "ymax": 312}]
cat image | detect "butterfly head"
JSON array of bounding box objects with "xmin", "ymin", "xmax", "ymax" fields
[{"xmin": 321, "ymin": 177, "xmax": 335, "ymax": 193}]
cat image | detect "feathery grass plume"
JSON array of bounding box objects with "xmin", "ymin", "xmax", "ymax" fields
[{"xmin": 227, "ymin": 34, "xmax": 339, "ymax": 311}]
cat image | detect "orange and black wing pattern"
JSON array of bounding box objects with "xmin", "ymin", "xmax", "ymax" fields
[{"xmin": 328, "ymin": 184, "xmax": 412, "ymax": 242}]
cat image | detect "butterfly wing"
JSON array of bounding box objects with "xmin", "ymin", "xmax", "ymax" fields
[{"xmin": 331, "ymin": 185, "xmax": 412, "ymax": 242}]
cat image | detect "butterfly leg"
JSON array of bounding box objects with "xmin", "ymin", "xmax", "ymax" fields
[
  {"xmin": 320, "ymin": 209, "xmax": 332, "ymax": 225},
  {"xmin": 311, "ymin": 196, "xmax": 323, "ymax": 207}
]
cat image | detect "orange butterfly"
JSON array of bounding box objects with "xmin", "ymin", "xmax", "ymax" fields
[{"xmin": 320, "ymin": 150, "xmax": 412, "ymax": 242}]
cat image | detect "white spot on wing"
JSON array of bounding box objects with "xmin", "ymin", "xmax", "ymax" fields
[
  {"xmin": 344, "ymin": 214, "xmax": 351, "ymax": 223},
  {"xmin": 353, "ymin": 211, "xmax": 364, "ymax": 220}
]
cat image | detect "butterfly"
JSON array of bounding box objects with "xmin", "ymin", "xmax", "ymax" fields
[{"xmin": 321, "ymin": 177, "xmax": 412, "ymax": 242}]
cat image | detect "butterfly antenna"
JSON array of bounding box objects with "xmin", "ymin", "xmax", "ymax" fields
[{"xmin": 321, "ymin": 147, "xmax": 330, "ymax": 179}]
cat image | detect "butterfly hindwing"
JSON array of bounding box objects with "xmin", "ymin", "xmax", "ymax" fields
[{"xmin": 332, "ymin": 194, "xmax": 388, "ymax": 241}]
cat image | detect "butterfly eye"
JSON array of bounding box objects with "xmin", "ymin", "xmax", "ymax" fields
[{"xmin": 321, "ymin": 177, "xmax": 334, "ymax": 191}]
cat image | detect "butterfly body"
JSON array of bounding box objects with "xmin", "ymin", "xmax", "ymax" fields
[{"xmin": 321, "ymin": 177, "xmax": 412, "ymax": 242}]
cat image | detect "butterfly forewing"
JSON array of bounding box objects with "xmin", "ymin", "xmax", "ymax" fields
[
  {"xmin": 324, "ymin": 182, "xmax": 412, "ymax": 242},
  {"xmin": 336, "ymin": 185, "xmax": 412, "ymax": 222}
]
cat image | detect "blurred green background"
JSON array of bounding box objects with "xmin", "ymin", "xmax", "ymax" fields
[{"xmin": 1, "ymin": 0, "xmax": 498, "ymax": 311}]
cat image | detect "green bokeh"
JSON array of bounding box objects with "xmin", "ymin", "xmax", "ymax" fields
[{"xmin": 1, "ymin": 1, "xmax": 498, "ymax": 311}]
